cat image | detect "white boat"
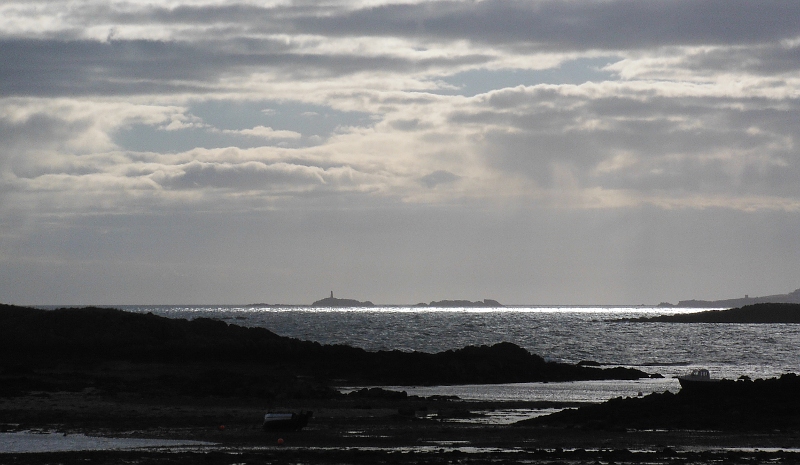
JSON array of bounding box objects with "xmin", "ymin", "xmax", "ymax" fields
[{"xmin": 678, "ymin": 369, "xmax": 721, "ymax": 390}]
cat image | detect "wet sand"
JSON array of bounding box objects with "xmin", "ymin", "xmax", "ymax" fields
[{"xmin": 4, "ymin": 390, "xmax": 800, "ymax": 464}]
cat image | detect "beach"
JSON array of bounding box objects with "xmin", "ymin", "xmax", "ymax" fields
[{"xmin": 4, "ymin": 387, "xmax": 800, "ymax": 464}]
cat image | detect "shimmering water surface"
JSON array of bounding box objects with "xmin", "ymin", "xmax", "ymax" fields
[
  {"xmin": 368, "ymin": 378, "xmax": 681, "ymax": 403},
  {"xmin": 119, "ymin": 305, "xmax": 800, "ymax": 381}
]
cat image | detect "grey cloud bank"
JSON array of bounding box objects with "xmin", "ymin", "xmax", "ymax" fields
[
  {"xmin": 0, "ymin": 0, "xmax": 798, "ymax": 305},
  {"xmin": 296, "ymin": 0, "xmax": 800, "ymax": 49}
]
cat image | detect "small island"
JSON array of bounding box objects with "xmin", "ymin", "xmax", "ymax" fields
[
  {"xmin": 311, "ymin": 291, "xmax": 374, "ymax": 307},
  {"xmin": 308, "ymin": 294, "xmax": 503, "ymax": 308},
  {"xmin": 419, "ymin": 299, "xmax": 503, "ymax": 307}
]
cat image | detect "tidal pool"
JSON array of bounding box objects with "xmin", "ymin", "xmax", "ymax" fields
[{"xmin": 0, "ymin": 430, "xmax": 214, "ymax": 453}]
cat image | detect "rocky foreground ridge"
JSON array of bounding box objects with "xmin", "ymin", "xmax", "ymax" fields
[
  {"xmin": 0, "ymin": 304, "xmax": 648, "ymax": 399},
  {"xmin": 525, "ymin": 373, "xmax": 800, "ymax": 431}
]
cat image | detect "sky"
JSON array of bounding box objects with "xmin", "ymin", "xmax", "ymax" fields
[{"xmin": 1, "ymin": 0, "xmax": 800, "ymax": 306}]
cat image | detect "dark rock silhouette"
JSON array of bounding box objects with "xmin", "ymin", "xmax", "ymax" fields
[
  {"xmin": 262, "ymin": 410, "xmax": 313, "ymax": 432},
  {"xmin": 347, "ymin": 387, "xmax": 410, "ymax": 400},
  {"xmin": 624, "ymin": 303, "xmax": 800, "ymax": 323},
  {"xmin": 0, "ymin": 304, "xmax": 648, "ymax": 399},
  {"xmin": 522, "ymin": 373, "xmax": 800, "ymax": 431}
]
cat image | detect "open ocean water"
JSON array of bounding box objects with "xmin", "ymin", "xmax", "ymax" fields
[{"xmin": 111, "ymin": 305, "xmax": 800, "ymax": 405}]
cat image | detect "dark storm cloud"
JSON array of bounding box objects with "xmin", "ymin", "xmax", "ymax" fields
[
  {"xmin": 0, "ymin": 39, "xmax": 222, "ymax": 96},
  {"xmin": 99, "ymin": 1, "xmax": 799, "ymax": 50},
  {"xmin": 681, "ymin": 45, "xmax": 800, "ymax": 75},
  {"xmin": 4, "ymin": 1, "xmax": 799, "ymax": 98},
  {"xmin": 294, "ymin": 0, "xmax": 800, "ymax": 49},
  {"xmin": 34, "ymin": 3, "xmax": 291, "ymax": 35},
  {"xmin": 0, "ymin": 37, "xmax": 489, "ymax": 97}
]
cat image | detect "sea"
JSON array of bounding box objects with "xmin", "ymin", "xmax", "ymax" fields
[
  {"xmin": 6, "ymin": 304, "xmax": 800, "ymax": 453},
  {"xmin": 112, "ymin": 305, "xmax": 800, "ymax": 405}
]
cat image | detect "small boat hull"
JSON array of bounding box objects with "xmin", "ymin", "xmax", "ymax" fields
[
  {"xmin": 262, "ymin": 411, "xmax": 313, "ymax": 432},
  {"xmin": 678, "ymin": 369, "xmax": 722, "ymax": 394}
]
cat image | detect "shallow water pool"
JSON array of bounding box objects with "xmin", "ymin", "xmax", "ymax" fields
[{"xmin": 0, "ymin": 431, "xmax": 214, "ymax": 454}]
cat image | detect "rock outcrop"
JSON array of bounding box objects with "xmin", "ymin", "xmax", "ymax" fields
[
  {"xmin": 0, "ymin": 304, "xmax": 648, "ymax": 398},
  {"xmin": 523, "ymin": 373, "xmax": 800, "ymax": 431}
]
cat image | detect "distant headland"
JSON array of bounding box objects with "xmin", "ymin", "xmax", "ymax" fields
[
  {"xmin": 253, "ymin": 287, "xmax": 800, "ymax": 308},
  {"xmin": 624, "ymin": 302, "xmax": 800, "ymax": 323},
  {"xmin": 661, "ymin": 287, "xmax": 800, "ymax": 308}
]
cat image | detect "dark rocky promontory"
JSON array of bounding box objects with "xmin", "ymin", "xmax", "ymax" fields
[{"xmin": 624, "ymin": 303, "xmax": 800, "ymax": 323}]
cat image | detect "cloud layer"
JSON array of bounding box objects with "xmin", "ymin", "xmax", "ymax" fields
[{"xmin": 1, "ymin": 0, "xmax": 799, "ymax": 304}]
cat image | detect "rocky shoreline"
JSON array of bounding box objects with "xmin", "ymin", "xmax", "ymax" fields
[
  {"xmin": 3, "ymin": 304, "xmax": 800, "ymax": 464},
  {"xmin": 525, "ymin": 373, "xmax": 800, "ymax": 431},
  {"xmin": 4, "ymin": 387, "xmax": 800, "ymax": 464},
  {"xmin": 4, "ymin": 382, "xmax": 800, "ymax": 461}
]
